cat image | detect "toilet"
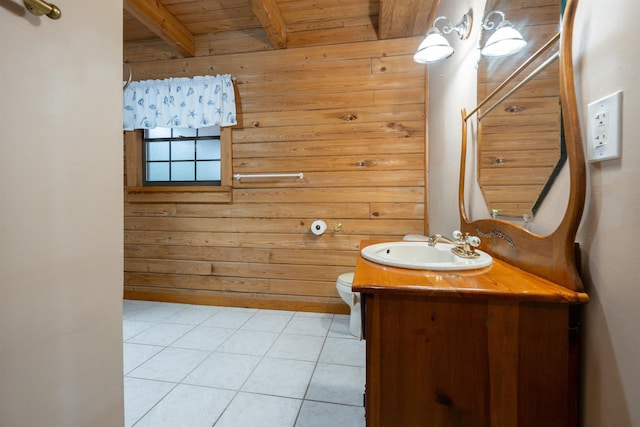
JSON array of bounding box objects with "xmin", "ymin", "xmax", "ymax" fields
[
  {"xmin": 335, "ymin": 272, "xmax": 361, "ymax": 338},
  {"xmin": 336, "ymin": 236, "xmax": 426, "ymax": 337}
]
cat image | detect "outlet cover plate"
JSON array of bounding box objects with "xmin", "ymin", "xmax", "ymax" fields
[{"xmin": 587, "ymin": 90, "xmax": 622, "ymax": 162}]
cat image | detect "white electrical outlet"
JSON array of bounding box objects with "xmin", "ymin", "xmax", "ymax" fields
[{"xmin": 587, "ymin": 90, "xmax": 622, "ymax": 162}]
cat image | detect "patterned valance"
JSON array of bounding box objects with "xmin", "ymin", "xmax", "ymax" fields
[{"xmin": 123, "ymin": 74, "xmax": 236, "ymax": 130}]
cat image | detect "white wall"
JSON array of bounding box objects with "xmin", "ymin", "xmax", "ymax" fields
[
  {"xmin": 0, "ymin": 1, "xmax": 124, "ymax": 426},
  {"xmin": 574, "ymin": 0, "xmax": 640, "ymax": 425},
  {"xmin": 427, "ymin": 0, "xmax": 486, "ymax": 235},
  {"xmin": 428, "ymin": 0, "xmax": 640, "ymax": 425}
]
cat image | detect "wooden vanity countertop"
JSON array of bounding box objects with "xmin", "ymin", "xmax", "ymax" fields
[{"xmin": 352, "ymin": 240, "xmax": 589, "ymax": 304}]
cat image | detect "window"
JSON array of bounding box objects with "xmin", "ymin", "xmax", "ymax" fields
[
  {"xmin": 143, "ymin": 126, "xmax": 222, "ymax": 186},
  {"xmin": 124, "ymin": 127, "xmax": 232, "ymax": 204}
]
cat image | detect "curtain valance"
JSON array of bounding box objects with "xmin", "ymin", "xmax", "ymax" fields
[{"xmin": 123, "ymin": 74, "xmax": 236, "ymax": 130}]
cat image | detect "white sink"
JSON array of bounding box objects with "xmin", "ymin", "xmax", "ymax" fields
[{"xmin": 360, "ymin": 241, "xmax": 492, "ymax": 271}]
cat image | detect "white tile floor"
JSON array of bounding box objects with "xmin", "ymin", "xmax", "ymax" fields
[{"xmin": 123, "ymin": 300, "xmax": 366, "ymax": 427}]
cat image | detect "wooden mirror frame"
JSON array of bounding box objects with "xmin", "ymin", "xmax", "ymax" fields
[{"xmin": 459, "ymin": 0, "xmax": 585, "ymax": 292}]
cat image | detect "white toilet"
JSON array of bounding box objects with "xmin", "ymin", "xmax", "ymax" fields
[{"xmin": 336, "ymin": 272, "xmax": 361, "ymax": 338}]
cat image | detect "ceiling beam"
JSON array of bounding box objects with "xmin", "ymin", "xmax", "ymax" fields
[
  {"xmin": 123, "ymin": 0, "xmax": 195, "ymax": 57},
  {"xmin": 250, "ymin": 0, "xmax": 287, "ymax": 49},
  {"xmin": 378, "ymin": 0, "xmax": 438, "ymax": 39}
]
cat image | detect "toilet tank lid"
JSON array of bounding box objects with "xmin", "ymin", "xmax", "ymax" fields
[
  {"xmin": 403, "ymin": 234, "xmax": 429, "ymax": 241},
  {"xmin": 338, "ymin": 272, "xmax": 355, "ymax": 285}
]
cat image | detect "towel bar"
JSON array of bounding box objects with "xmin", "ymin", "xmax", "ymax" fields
[{"xmin": 233, "ymin": 173, "xmax": 304, "ymax": 180}]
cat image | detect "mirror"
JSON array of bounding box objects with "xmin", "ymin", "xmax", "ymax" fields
[
  {"xmin": 459, "ymin": 0, "xmax": 586, "ymax": 292},
  {"xmin": 477, "ymin": 0, "xmax": 564, "ymax": 219}
]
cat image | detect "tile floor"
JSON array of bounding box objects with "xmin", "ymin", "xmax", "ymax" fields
[{"xmin": 123, "ymin": 299, "xmax": 366, "ymax": 427}]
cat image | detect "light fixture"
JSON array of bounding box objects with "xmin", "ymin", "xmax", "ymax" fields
[
  {"xmin": 480, "ymin": 11, "xmax": 526, "ymax": 57},
  {"xmin": 413, "ymin": 11, "xmax": 473, "ymax": 64}
]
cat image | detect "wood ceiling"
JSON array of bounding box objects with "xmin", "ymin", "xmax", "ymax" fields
[{"xmin": 123, "ymin": 0, "xmax": 438, "ymax": 60}]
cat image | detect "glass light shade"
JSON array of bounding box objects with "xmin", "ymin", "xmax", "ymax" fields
[
  {"xmin": 413, "ymin": 32, "xmax": 455, "ymax": 64},
  {"xmin": 481, "ymin": 24, "xmax": 526, "ymax": 57}
]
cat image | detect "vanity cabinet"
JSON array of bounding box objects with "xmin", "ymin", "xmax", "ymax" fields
[{"xmin": 353, "ymin": 241, "xmax": 588, "ymax": 427}]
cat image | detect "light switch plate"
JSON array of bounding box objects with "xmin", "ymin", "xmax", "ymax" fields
[{"xmin": 587, "ymin": 90, "xmax": 622, "ymax": 162}]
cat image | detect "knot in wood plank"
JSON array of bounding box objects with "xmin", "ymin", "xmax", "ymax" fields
[{"xmin": 340, "ymin": 113, "xmax": 358, "ymax": 121}]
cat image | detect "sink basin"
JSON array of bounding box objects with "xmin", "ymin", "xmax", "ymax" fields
[{"xmin": 360, "ymin": 241, "xmax": 492, "ymax": 271}]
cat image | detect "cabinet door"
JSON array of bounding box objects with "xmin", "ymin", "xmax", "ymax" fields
[
  {"xmin": 364, "ymin": 295, "xmax": 490, "ymax": 426},
  {"xmin": 363, "ymin": 294, "xmax": 577, "ymax": 427}
]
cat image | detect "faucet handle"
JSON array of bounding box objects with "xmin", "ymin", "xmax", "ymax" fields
[
  {"xmin": 453, "ymin": 230, "xmax": 481, "ymax": 247},
  {"xmin": 467, "ymin": 235, "xmax": 481, "ymax": 247}
]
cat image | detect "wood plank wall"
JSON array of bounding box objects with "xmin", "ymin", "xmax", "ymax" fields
[{"xmin": 124, "ymin": 37, "xmax": 427, "ymax": 313}]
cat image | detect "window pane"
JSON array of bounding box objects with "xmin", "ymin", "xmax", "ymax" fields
[
  {"xmin": 198, "ymin": 125, "xmax": 220, "ymax": 137},
  {"xmin": 143, "ymin": 125, "xmax": 224, "ymax": 187},
  {"xmin": 173, "ymin": 128, "xmax": 197, "ymax": 137},
  {"xmin": 147, "ymin": 162, "xmax": 169, "ymax": 181},
  {"xmin": 172, "ymin": 162, "xmax": 195, "ymax": 181},
  {"xmin": 147, "ymin": 141, "xmax": 169, "ymax": 161},
  {"xmin": 196, "ymin": 161, "xmax": 220, "ymax": 181},
  {"xmin": 171, "ymin": 140, "xmax": 195, "ymax": 160},
  {"xmin": 197, "ymin": 140, "xmax": 220, "ymax": 160},
  {"xmin": 146, "ymin": 127, "xmax": 172, "ymax": 139}
]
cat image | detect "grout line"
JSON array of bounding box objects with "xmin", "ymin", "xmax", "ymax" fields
[
  {"xmin": 293, "ymin": 314, "xmax": 335, "ymax": 425},
  {"xmin": 208, "ymin": 308, "xmax": 265, "ymax": 425},
  {"xmin": 127, "ymin": 377, "xmax": 180, "ymax": 427}
]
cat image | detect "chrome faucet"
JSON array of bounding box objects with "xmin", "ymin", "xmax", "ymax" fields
[{"xmin": 427, "ymin": 230, "xmax": 482, "ymax": 259}]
